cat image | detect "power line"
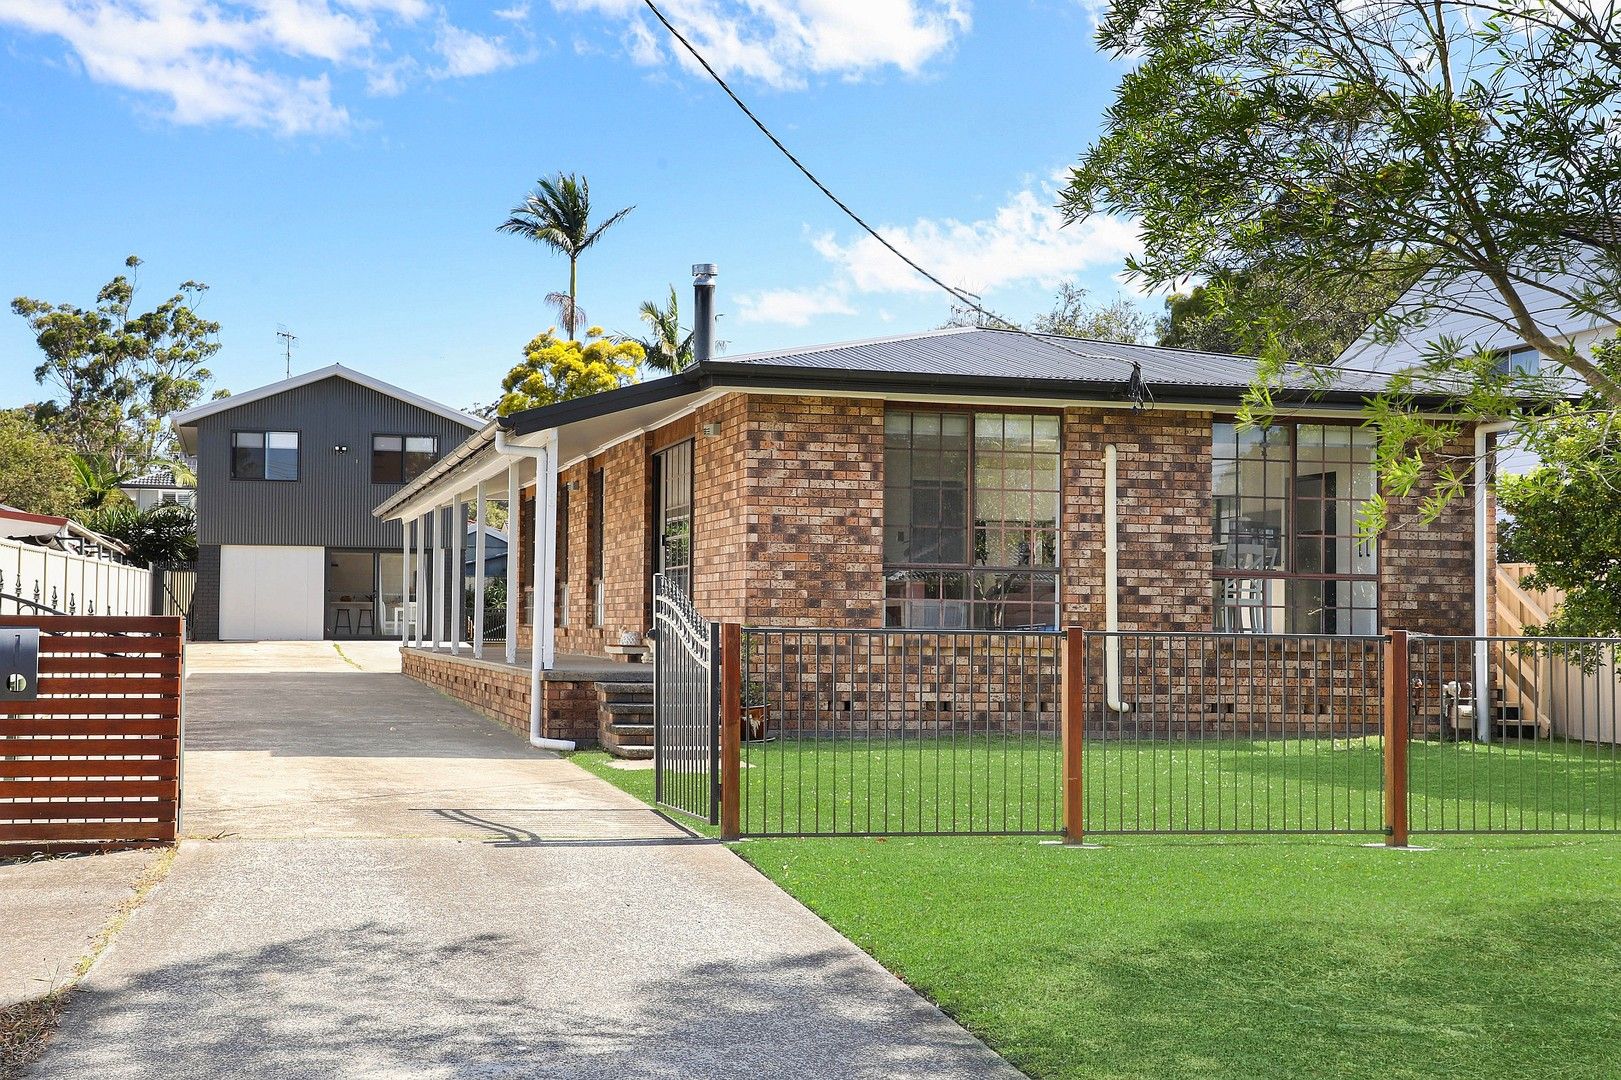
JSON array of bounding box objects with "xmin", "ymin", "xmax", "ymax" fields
[{"xmin": 637, "ymin": 0, "xmax": 1151, "ymax": 406}]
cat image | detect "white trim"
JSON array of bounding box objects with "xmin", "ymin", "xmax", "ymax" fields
[
  {"xmin": 558, "ymin": 388, "xmax": 730, "ymax": 471},
  {"xmin": 171, "ymin": 363, "xmax": 481, "ymax": 431}
]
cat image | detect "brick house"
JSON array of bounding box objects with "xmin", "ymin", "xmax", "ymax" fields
[{"xmin": 373, "ymin": 316, "xmax": 1496, "ymax": 752}]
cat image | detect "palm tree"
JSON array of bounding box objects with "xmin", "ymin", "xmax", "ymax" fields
[
  {"xmin": 497, "ymin": 173, "xmax": 634, "ymax": 339},
  {"xmin": 631, "ymin": 285, "xmax": 694, "ymax": 373}
]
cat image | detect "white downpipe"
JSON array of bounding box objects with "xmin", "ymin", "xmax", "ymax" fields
[
  {"xmin": 1473, "ymin": 419, "xmax": 1515, "ymax": 742},
  {"xmin": 1104, "ymin": 445, "xmax": 1132, "ymax": 713},
  {"xmin": 494, "ymin": 428, "xmax": 574, "ymax": 752}
]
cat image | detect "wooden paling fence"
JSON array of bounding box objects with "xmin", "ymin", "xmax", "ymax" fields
[{"xmin": 0, "ymin": 615, "xmax": 185, "ymax": 858}]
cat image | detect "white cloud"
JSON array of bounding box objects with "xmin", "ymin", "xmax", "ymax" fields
[
  {"xmin": 493, "ymin": 2, "xmax": 531, "ymax": 20},
  {"xmin": 735, "ymin": 285, "xmax": 857, "ymax": 327},
  {"xmin": 813, "ymin": 181, "xmax": 1140, "ymax": 297},
  {"xmin": 433, "ymin": 22, "xmax": 524, "ymax": 77},
  {"xmin": 552, "ymin": 0, "xmax": 971, "ymax": 88},
  {"xmin": 0, "ymin": 0, "xmax": 534, "ymax": 135},
  {"xmin": 736, "ymin": 175, "xmax": 1142, "ymax": 327}
]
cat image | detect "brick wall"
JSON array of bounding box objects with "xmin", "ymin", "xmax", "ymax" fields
[
  {"xmin": 741, "ymin": 395, "xmax": 886, "ymax": 626},
  {"xmin": 1379, "ymin": 429, "xmax": 1478, "ymax": 636},
  {"xmin": 518, "ymin": 394, "xmax": 1482, "ymax": 655},
  {"xmin": 1062, "ymin": 407, "xmax": 1214, "ymax": 633}
]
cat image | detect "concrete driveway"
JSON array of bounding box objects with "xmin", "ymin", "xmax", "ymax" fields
[{"xmin": 29, "ymin": 643, "xmax": 1019, "ymax": 1079}]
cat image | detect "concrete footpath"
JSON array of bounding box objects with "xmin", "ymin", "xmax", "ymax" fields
[{"xmin": 27, "ymin": 643, "xmax": 1020, "ymax": 1079}]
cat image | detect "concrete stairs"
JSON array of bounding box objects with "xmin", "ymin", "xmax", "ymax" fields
[{"xmin": 597, "ymin": 681, "xmax": 654, "ymax": 759}]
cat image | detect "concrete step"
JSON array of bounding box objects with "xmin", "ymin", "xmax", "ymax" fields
[
  {"xmin": 600, "ymin": 700, "xmax": 653, "ymax": 719},
  {"xmin": 598, "ymin": 680, "xmax": 654, "ymax": 693},
  {"xmin": 598, "ymin": 718, "xmax": 654, "ymax": 757}
]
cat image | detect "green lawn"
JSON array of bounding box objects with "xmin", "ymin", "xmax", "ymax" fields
[
  {"xmin": 583, "ymin": 735, "xmax": 1621, "ymax": 836},
  {"xmin": 572, "ymin": 748, "xmax": 1621, "ymax": 1079}
]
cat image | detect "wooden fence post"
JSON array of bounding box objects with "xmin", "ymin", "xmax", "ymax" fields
[
  {"xmin": 1062, "ymin": 626, "xmax": 1085, "ymax": 844},
  {"xmin": 1383, "ymin": 629, "xmax": 1410, "ymax": 848},
  {"xmin": 719, "ymin": 622, "xmax": 742, "ymax": 841}
]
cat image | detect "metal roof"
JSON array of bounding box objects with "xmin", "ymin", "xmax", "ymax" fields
[
  {"xmin": 718, "ymin": 327, "xmax": 1388, "ymax": 392},
  {"xmin": 496, "ymin": 326, "xmax": 1395, "ymax": 437}
]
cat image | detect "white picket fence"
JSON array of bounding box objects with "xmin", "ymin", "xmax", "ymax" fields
[{"xmin": 0, "ymin": 535, "xmax": 153, "ymax": 617}]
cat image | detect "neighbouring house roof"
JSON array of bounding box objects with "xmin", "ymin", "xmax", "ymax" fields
[
  {"xmin": 169, "ymin": 364, "xmax": 481, "ymax": 452},
  {"xmin": 0, "ymin": 505, "xmax": 130, "ymax": 558},
  {"xmin": 121, "ymin": 467, "xmax": 193, "ymax": 490}
]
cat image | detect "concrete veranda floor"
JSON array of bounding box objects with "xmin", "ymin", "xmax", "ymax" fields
[{"xmin": 25, "ymin": 642, "xmax": 1019, "ymax": 1079}]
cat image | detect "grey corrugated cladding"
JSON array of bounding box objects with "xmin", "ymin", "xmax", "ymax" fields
[{"xmin": 192, "ymin": 375, "xmax": 478, "ymax": 548}]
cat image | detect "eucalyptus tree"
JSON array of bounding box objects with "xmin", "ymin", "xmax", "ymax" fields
[
  {"xmin": 498, "ymin": 173, "xmax": 634, "ymax": 340},
  {"xmin": 1063, "ymin": 0, "xmax": 1621, "ymax": 523}
]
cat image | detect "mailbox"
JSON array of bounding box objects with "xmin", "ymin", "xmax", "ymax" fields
[{"xmin": 2, "ymin": 628, "xmax": 39, "ymax": 701}]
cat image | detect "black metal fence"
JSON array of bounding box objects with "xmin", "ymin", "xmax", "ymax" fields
[
  {"xmin": 652, "ymin": 575, "xmax": 719, "ymax": 823},
  {"xmin": 1080, "ymin": 631, "xmax": 1388, "ymax": 834},
  {"xmin": 653, "ymin": 618, "xmax": 1621, "ymax": 841},
  {"xmin": 1406, "ymin": 635, "xmax": 1621, "ymax": 833},
  {"xmin": 738, "ymin": 628, "xmax": 1063, "ymax": 836}
]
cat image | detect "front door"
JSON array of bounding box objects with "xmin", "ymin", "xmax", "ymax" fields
[{"xmin": 654, "ymin": 440, "xmax": 693, "ymax": 598}]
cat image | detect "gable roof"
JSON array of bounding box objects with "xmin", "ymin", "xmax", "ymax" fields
[
  {"xmin": 498, "ymin": 325, "xmax": 1399, "ymax": 440},
  {"xmin": 170, "ymin": 364, "xmax": 481, "ymax": 433}
]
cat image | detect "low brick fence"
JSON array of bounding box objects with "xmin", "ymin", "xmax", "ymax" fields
[{"xmin": 401, "ymin": 648, "xmax": 598, "ymax": 746}]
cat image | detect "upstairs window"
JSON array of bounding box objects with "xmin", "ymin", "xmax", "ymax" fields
[
  {"xmin": 1493, "ymin": 345, "xmax": 1541, "ymax": 377},
  {"xmin": 1212, "ymin": 422, "xmax": 1378, "ymax": 634},
  {"xmin": 232, "ymin": 431, "xmax": 299, "ymax": 481},
  {"xmin": 883, "ymin": 410, "xmax": 1060, "ymax": 630},
  {"xmin": 372, "ymin": 435, "xmax": 439, "ymax": 484}
]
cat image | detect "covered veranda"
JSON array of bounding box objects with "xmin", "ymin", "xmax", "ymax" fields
[{"xmin": 371, "ymin": 382, "xmax": 715, "ymax": 749}]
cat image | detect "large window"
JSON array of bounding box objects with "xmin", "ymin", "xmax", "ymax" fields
[
  {"xmin": 1212, "ymin": 422, "xmax": 1377, "ymax": 634},
  {"xmin": 231, "ymin": 430, "xmax": 299, "ymax": 481},
  {"xmin": 884, "ymin": 410, "xmax": 1059, "ymax": 629},
  {"xmin": 655, "ymin": 440, "xmax": 694, "ymax": 600},
  {"xmin": 371, "ymin": 434, "xmax": 439, "ymax": 484}
]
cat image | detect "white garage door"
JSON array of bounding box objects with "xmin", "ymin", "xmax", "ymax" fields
[{"xmin": 219, "ymin": 546, "xmax": 325, "ymax": 640}]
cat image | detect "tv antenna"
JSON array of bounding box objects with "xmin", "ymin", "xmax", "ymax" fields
[{"xmin": 275, "ymin": 325, "xmax": 298, "ymax": 378}]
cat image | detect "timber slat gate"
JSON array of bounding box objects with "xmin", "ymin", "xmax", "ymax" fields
[{"xmin": 0, "ymin": 615, "xmax": 185, "ymax": 858}]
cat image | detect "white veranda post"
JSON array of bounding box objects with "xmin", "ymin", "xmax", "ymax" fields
[
  {"xmin": 431, "ymin": 507, "xmax": 445, "ymax": 650},
  {"xmin": 400, "ymin": 521, "xmax": 411, "ymax": 645},
  {"xmin": 473, "ymin": 479, "xmax": 487, "ymax": 659},
  {"xmin": 536, "ymin": 436, "xmax": 558, "ymax": 672},
  {"xmin": 450, "ymin": 494, "xmax": 464, "ymax": 654},
  {"xmin": 505, "ymin": 461, "xmax": 520, "ymax": 665},
  {"xmin": 415, "ymin": 512, "xmax": 428, "ymax": 646}
]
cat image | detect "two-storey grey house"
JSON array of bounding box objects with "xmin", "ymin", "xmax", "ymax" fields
[{"xmin": 173, "ymin": 365, "xmax": 480, "ymax": 640}]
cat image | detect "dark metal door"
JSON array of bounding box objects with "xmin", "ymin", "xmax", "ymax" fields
[{"xmin": 653, "ymin": 573, "xmax": 719, "ymax": 822}]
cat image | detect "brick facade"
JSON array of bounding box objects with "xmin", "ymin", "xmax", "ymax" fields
[{"xmin": 513, "ymin": 391, "xmax": 1482, "ymax": 645}]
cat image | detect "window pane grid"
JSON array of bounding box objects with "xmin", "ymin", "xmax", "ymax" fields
[
  {"xmin": 885, "ymin": 410, "xmax": 1059, "ymax": 629},
  {"xmin": 1212, "ymin": 421, "xmax": 1378, "ymax": 634}
]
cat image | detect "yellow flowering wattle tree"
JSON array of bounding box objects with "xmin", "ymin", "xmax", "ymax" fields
[{"xmin": 495, "ymin": 327, "xmax": 644, "ymax": 417}]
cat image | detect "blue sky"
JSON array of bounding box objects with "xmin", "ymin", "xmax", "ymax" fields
[{"xmin": 0, "ymin": 1, "xmax": 1143, "ymax": 413}]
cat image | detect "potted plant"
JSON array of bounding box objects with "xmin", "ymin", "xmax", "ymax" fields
[{"xmin": 741, "ymin": 634, "xmax": 771, "ymax": 741}]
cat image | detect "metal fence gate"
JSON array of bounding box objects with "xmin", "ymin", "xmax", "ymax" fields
[{"xmin": 652, "ymin": 574, "xmax": 719, "ymax": 823}]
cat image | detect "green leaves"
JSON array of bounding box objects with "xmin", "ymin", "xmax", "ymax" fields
[
  {"xmin": 11, "ymin": 255, "xmax": 221, "ymax": 474},
  {"xmin": 496, "ymin": 327, "xmax": 645, "ymax": 416}
]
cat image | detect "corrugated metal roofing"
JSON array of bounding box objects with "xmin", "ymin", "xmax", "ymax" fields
[{"xmin": 719, "ymin": 327, "xmax": 1389, "ymax": 393}]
